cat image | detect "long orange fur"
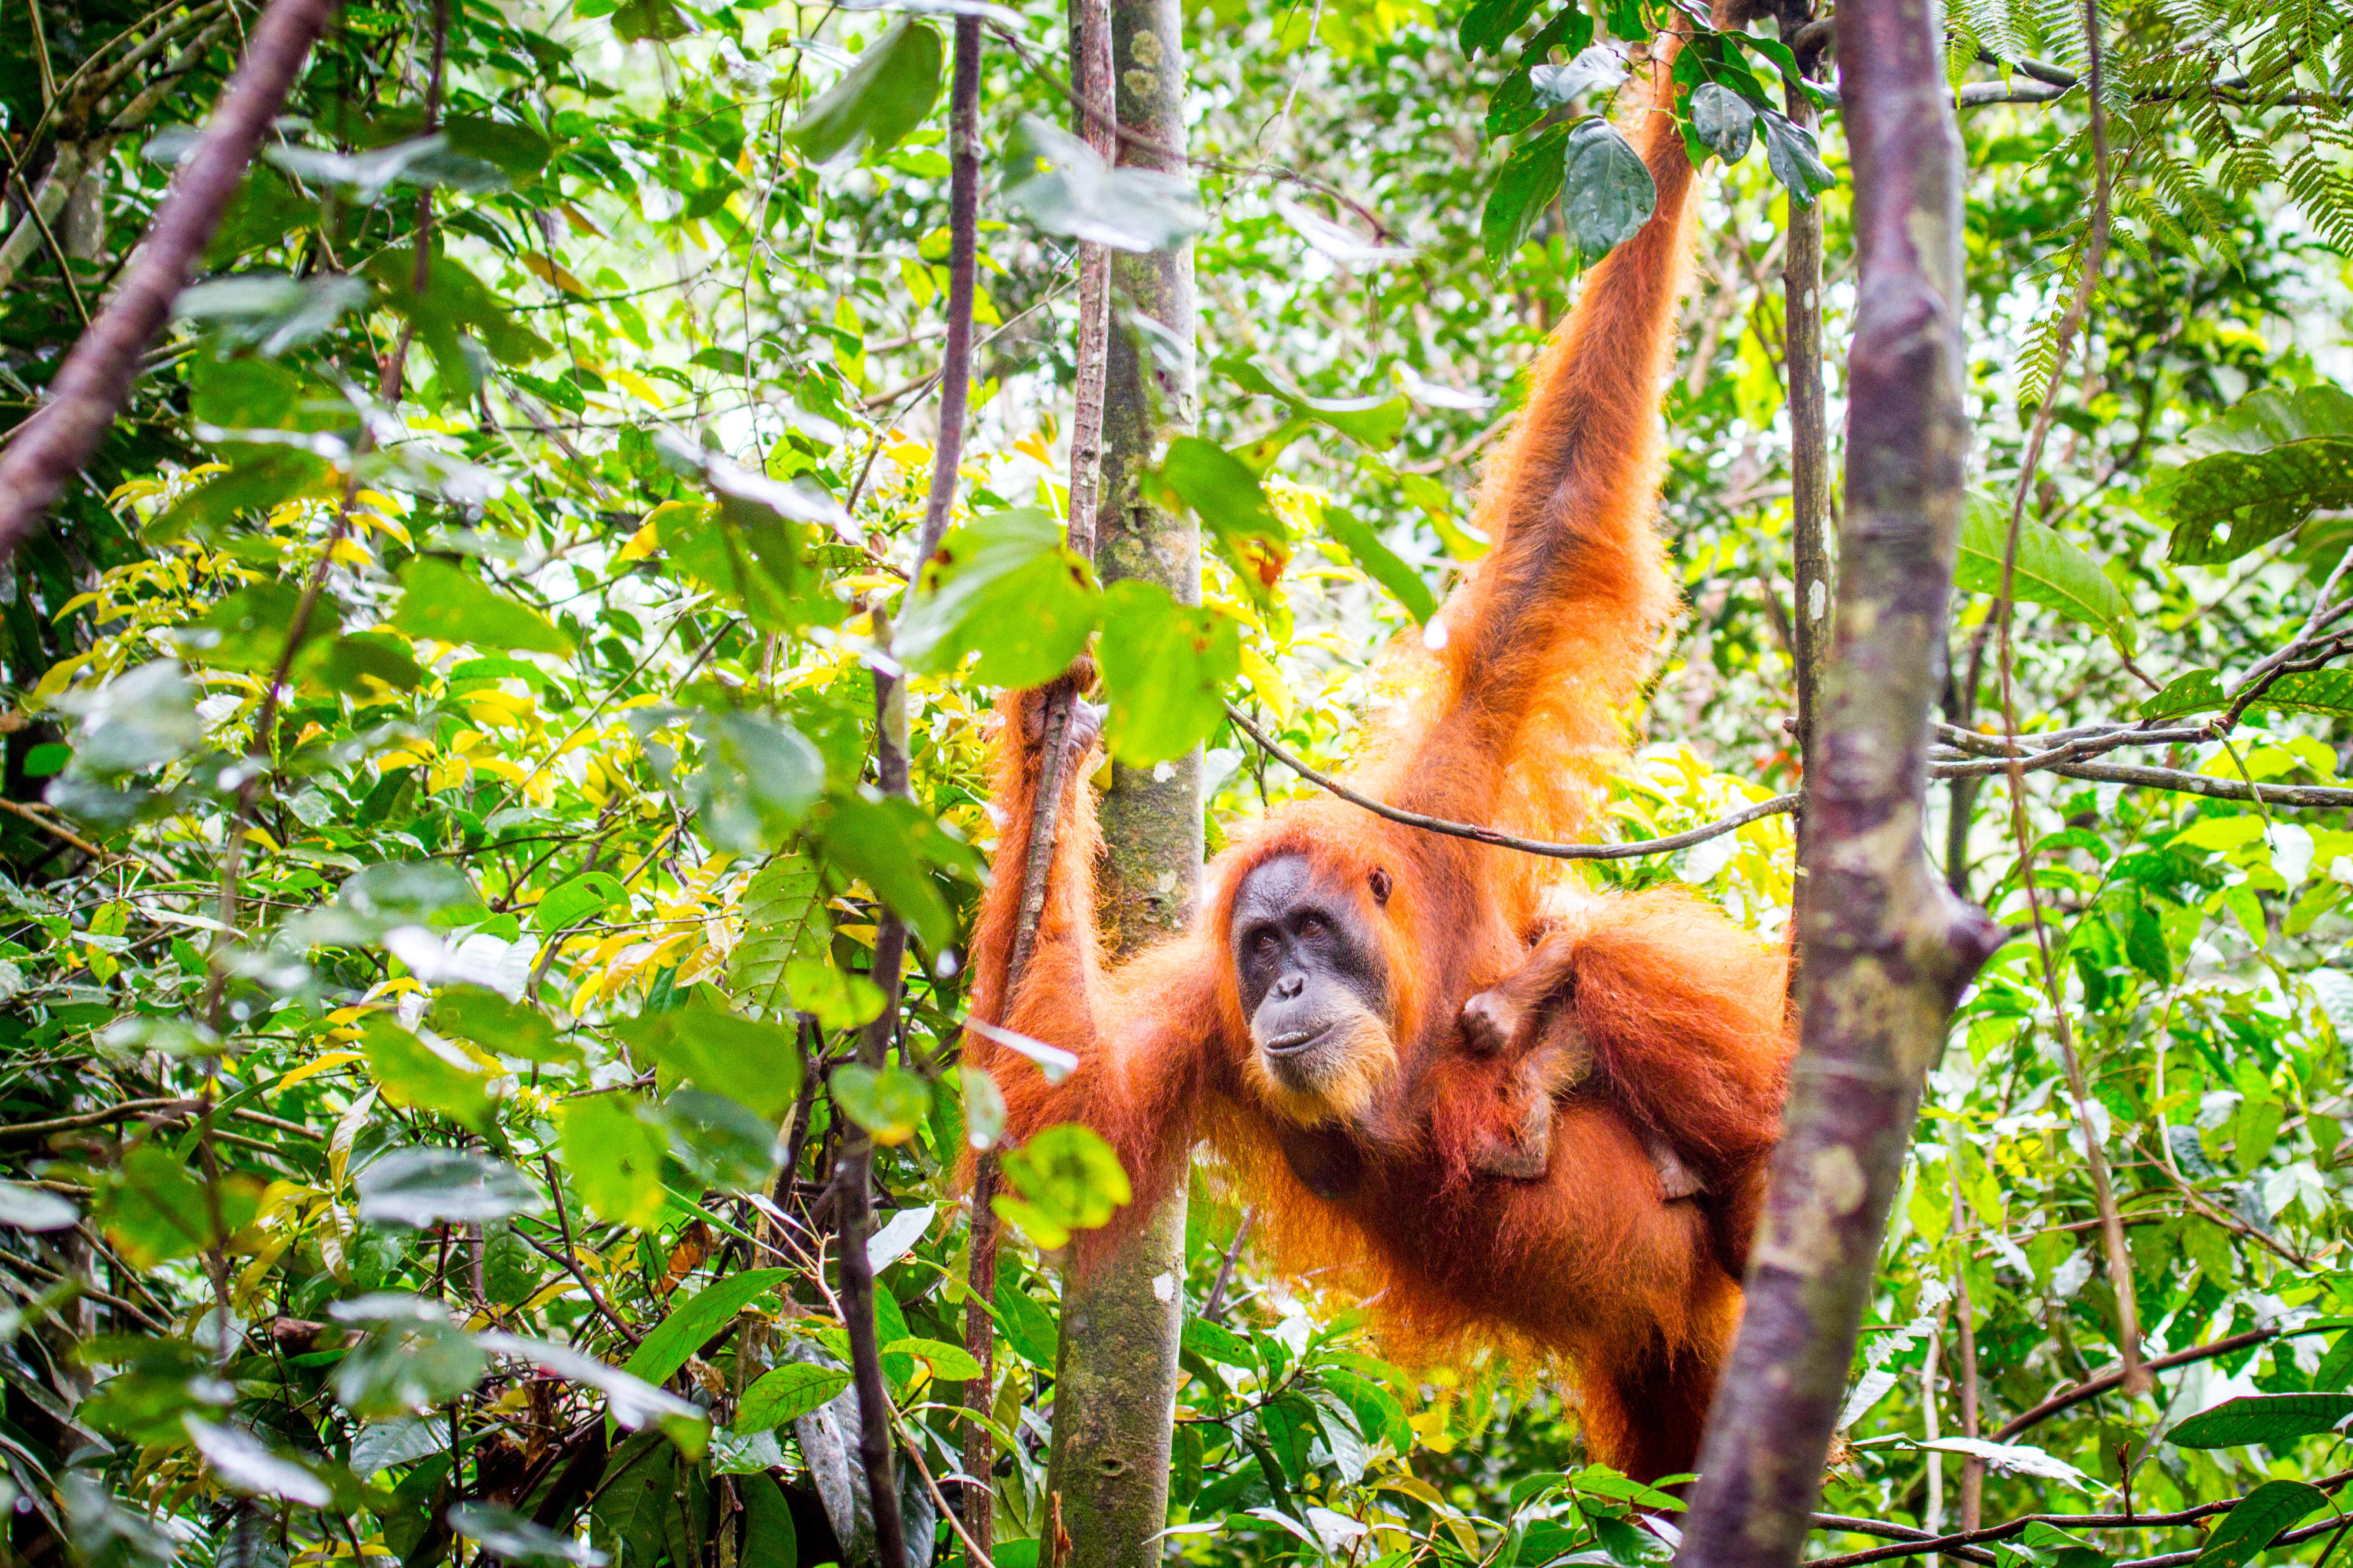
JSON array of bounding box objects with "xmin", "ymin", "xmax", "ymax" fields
[{"xmin": 961, "ymin": 42, "xmax": 1793, "ymax": 1483}]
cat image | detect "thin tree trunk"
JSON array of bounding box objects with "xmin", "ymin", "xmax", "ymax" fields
[
  {"xmin": 1782, "ymin": 16, "xmax": 1830, "ymax": 935},
  {"xmin": 966, "ymin": 8, "xmax": 1115, "ymax": 1552},
  {"xmin": 0, "ymin": 0, "xmax": 338, "ymax": 557},
  {"xmin": 1673, "ymin": 0, "xmax": 1999, "ymax": 1560},
  {"xmin": 1041, "ymin": 0, "xmax": 1195, "ymax": 1557},
  {"xmin": 912, "ymin": 19, "xmax": 982, "ymax": 572},
  {"xmin": 838, "ymin": 621, "xmax": 913, "ymax": 1568}
]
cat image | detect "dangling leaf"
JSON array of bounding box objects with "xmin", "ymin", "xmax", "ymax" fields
[
  {"xmin": 2145, "ymin": 386, "xmax": 2353, "ymax": 565},
  {"xmin": 1560, "ymin": 117, "xmax": 1657, "ymax": 259},
  {"xmin": 1954, "ymin": 491, "xmax": 2137, "ymax": 655},
  {"xmin": 786, "ymin": 18, "xmax": 945, "ymax": 171}
]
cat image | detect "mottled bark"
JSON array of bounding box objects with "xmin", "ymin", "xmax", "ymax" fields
[
  {"xmin": 0, "ymin": 0, "xmax": 338, "ymax": 558},
  {"xmin": 1673, "ymin": 0, "xmax": 1999, "ymax": 1562},
  {"xmin": 1041, "ymin": 0, "xmax": 1196, "ymax": 1557}
]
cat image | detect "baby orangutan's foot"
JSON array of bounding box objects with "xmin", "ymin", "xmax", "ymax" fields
[{"xmin": 1458, "ymin": 990, "xmax": 1524, "ymax": 1056}]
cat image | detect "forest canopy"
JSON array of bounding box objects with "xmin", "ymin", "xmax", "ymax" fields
[{"xmin": 3, "ymin": 0, "xmax": 2353, "ymax": 1563}]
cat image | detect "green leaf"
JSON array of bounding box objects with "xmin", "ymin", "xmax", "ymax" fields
[
  {"xmin": 1217, "ymin": 359, "xmax": 1408, "ymax": 451},
  {"xmin": 0, "ymin": 1182, "xmax": 76, "ymax": 1231},
  {"xmin": 2168, "ymin": 1392, "xmax": 2353, "ymax": 1449},
  {"xmin": 2140, "ymin": 668, "xmax": 2225, "ymax": 722},
  {"xmin": 1482, "ymin": 9, "xmax": 1593, "ymax": 136},
  {"xmin": 728, "ymin": 855, "xmax": 832, "ymax": 1020},
  {"xmin": 992, "ymin": 1279, "xmax": 1059, "ymax": 1368},
  {"xmin": 883, "ymin": 1337, "xmax": 984, "ymax": 1381},
  {"xmin": 612, "ymin": 0, "xmax": 694, "ymax": 41},
  {"xmin": 559, "ymin": 1095, "xmax": 669, "ymax": 1229},
  {"xmin": 832, "ymin": 1065, "xmax": 931, "ymax": 1145},
  {"xmin": 623, "ymin": 1269, "xmax": 792, "ymax": 1387},
  {"xmin": 1322, "ymin": 506, "xmax": 1439, "ymax": 624},
  {"xmin": 1689, "ymin": 82, "xmax": 1757, "ymax": 162},
  {"xmin": 812, "ymin": 790, "xmax": 977, "ymax": 953},
  {"xmin": 2147, "ymin": 387, "xmax": 2353, "ymax": 566},
  {"xmin": 2192, "ymin": 1480, "xmax": 2331, "ymax": 1568},
  {"xmin": 895, "ymin": 509, "xmax": 1104, "ymax": 687},
  {"xmin": 737, "ymin": 1364, "xmax": 852, "ymax": 1433},
  {"xmin": 1481, "ymin": 126, "xmax": 1567, "ymax": 265},
  {"xmin": 785, "ymin": 18, "xmax": 944, "ymax": 171},
  {"xmin": 648, "ymin": 495, "xmax": 833, "ymax": 634},
  {"xmin": 1149, "ymin": 437, "xmax": 1295, "ymax": 596},
  {"xmin": 1759, "ymin": 108, "xmax": 1835, "ymax": 205},
  {"xmin": 1096, "ymin": 579, "xmax": 1242, "ymax": 768},
  {"xmin": 2140, "ymin": 665, "xmax": 2353, "ymax": 723},
  {"xmin": 429, "ymin": 985, "xmax": 576, "ymax": 1065},
  {"xmin": 1183, "ymin": 1317, "xmax": 1256, "ymax": 1369},
  {"xmin": 361, "ymin": 1015, "xmax": 495, "ymax": 1129},
  {"xmin": 622, "ymin": 1009, "xmax": 804, "ymax": 1122},
  {"xmin": 785, "ymin": 959, "xmax": 885, "ymax": 1032},
  {"xmin": 98, "ymin": 1143, "xmax": 255, "ymax": 1266},
  {"xmin": 173, "ymin": 579, "xmax": 340, "ymax": 672},
  {"xmin": 1561, "ymin": 117, "xmax": 1658, "ymax": 259},
  {"xmin": 535, "ymin": 870, "xmax": 628, "ymax": 933},
  {"xmin": 993, "ymin": 1123, "xmax": 1130, "ymax": 1249},
  {"xmin": 391, "ymin": 557, "xmax": 573, "ymax": 655},
  {"xmin": 189, "ymin": 357, "xmax": 302, "ymax": 429},
  {"xmin": 1457, "ymin": 0, "xmax": 1543, "ymax": 55},
  {"xmin": 364, "ymin": 250, "xmax": 551, "ymax": 389},
  {"xmin": 685, "ymin": 710, "xmax": 824, "ymax": 855},
  {"xmin": 1000, "ymin": 116, "xmax": 1208, "ymax": 252},
  {"xmin": 1955, "ymin": 491, "xmax": 2137, "ymax": 655},
  {"xmin": 739, "ymin": 1472, "xmax": 799, "ymax": 1563}
]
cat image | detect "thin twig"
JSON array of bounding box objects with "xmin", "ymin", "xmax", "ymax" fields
[{"xmin": 1225, "ymin": 703, "xmax": 1798, "ymax": 860}]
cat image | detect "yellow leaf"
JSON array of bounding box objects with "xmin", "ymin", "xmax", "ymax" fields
[
  {"xmin": 558, "ymin": 201, "xmax": 606, "ymax": 238},
  {"xmin": 618, "ymin": 518, "xmax": 661, "ymax": 562},
  {"xmin": 606, "ymin": 366, "xmax": 666, "ymax": 406},
  {"xmin": 275, "ymin": 1051, "xmax": 363, "ymax": 1095},
  {"xmin": 1239, "ymin": 645, "xmax": 1292, "ymax": 721},
  {"xmin": 522, "ymin": 251, "xmax": 592, "ymax": 297}
]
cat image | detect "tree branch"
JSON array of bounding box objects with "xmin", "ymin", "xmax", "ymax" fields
[{"xmin": 0, "ymin": 0, "xmax": 340, "ymax": 558}]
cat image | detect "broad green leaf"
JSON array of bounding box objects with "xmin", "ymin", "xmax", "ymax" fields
[
  {"xmin": 622, "ymin": 1269, "xmax": 792, "ymax": 1387},
  {"xmin": 993, "ymin": 1279, "xmax": 1059, "ymax": 1367},
  {"xmin": 1096, "ymin": 580, "xmax": 1242, "ymax": 768},
  {"xmin": 812, "ymin": 790, "xmax": 978, "ymax": 953},
  {"xmin": 1481, "ymin": 126, "xmax": 1567, "ymax": 265},
  {"xmin": 2147, "ymin": 387, "xmax": 2353, "ymax": 565},
  {"xmin": 1483, "ymin": 9, "xmax": 1594, "ymax": 136},
  {"xmin": 883, "ymin": 1337, "xmax": 983, "ymax": 1381},
  {"xmin": 392, "ymin": 558, "xmax": 574, "ymax": 656},
  {"xmin": 2168, "ymin": 1392, "xmax": 2353, "ymax": 1449},
  {"xmin": 188, "ymin": 356, "xmax": 301, "ymax": 428},
  {"xmin": 428, "ymin": 986, "xmax": 576, "ymax": 1066},
  {"xmin": 1561, "ymin": 118, "xmax": 1657, "ymax": 259},
  {"xmin": 655, "ymin": 1089, "xmax": 784, "ymax": 1194},
  {"xmin": 623, "ymin": 1008, "xmax": 804, "ymax": 1121},
  {"xmin": 185, "ymin": 1417, "xmax": 332, "ymax": 1507},
  {"xmin": 535, "ymin": 870, "xmax": 628, "ymax": 933},
  {"xmin": 355, "ymin": 1147, "xmax": 541, "ymax": 1226},
  {"xmin": 1956, "ymin": 491, "xmax": 2137, "ymax": 655},
  {"xmin": 58, "ymin": 662, "xmax": 202, "ymax": 776},
  {"xmin": 786, "ymin": 958, "xmax": 886, "ymax": 1032},
  {"xmin": 2140, "ymin": 668, "xmax": 2226, "ymax": 722},
  {"xmin": 611, "ymin": 0, "xmax": 693, "ymax": 41},
  {"xmin": 1456, "ymin": 0, "xmax": 1542, "ymax": 54},
  {"xmin": 1184, "ymin": 1317, "xmax": 1256, "ymax": 1369},
  {"xmin": 173, "ymin": 579, "xmax": 340, "ymax": 672},
  {"xmin": 737, "ymin": 1364, "xmax": 853, "ymax": 1433},
  {"xmin": 559, "ymin": 1095, "xmax": 668, "ymax": 1229},
  {"xmin": 832, "ymin": 1065, "xmax": 931, "ymax": 1145},
  {"xmin": 785, "ymin": 18, "xmax": 944, "ymax": 171},
  {"xmin": 2144, "ymin": 666, "xmax": 2353, "ymax": 723},
  {"xmin": 728, "ymin": 854, "xmax": 832, "ymax": 1020},
  {"xmin": 98, "ymin": 1143, "xmax": 256, "ymax": 1266},
  {"xmin": 1150, "ymin": 436, "xmax": 1294, "ymax": 594},
  {"xmin": 739, "ymin": 1472, "xmax": 799, "ymax": 1562},
  {"xmin": 994, "ymin": 1123, "xmax": 1130, "ymax": 1249},
  {"xmin": 649, "ymin": 495, "xmax": 831, "ymax": 633},
  {"xmin": 1322, "ymin": 506, "xmax": 1439, "ymax": 624},
  {"xmin": 1690, "ymin": 83, "xmax": 1756, "ymax": 162},
  {"xmin": 364, "ymin": 249, "xmax": 551, "ymax": 389},
  {"xmin": 1760, "ymin": 108, "xmax": 1835, "ymax": 205},
  {"xmin": 2191, "ymin": 1480, "xmax": 2330, "ymax": 1568},
  {"xmin": 687, "ymin": 711, "xmax": 824, "ymax": 854},
  {"xmin": 361, "ymin": 1015, "xmax": 496, "ymax": 1129},
  {"xmin": 895, "ymin": 508, "xmax": 1103, "ymax": 687},
  {"xmin": 1218, "ymin": 359, "xmax": 1408, "ymax": 451}
]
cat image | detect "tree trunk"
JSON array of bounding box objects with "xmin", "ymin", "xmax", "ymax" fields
[
  {"xmin": 1041, "ymin": 0, "xmax": 1196, "ymax": 1559},
  {"xmin": 1672, "ymin": 0, "xmax": 1999, "ymax": 1563}
]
